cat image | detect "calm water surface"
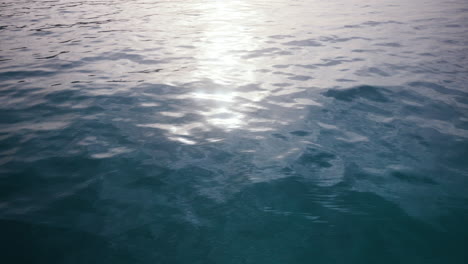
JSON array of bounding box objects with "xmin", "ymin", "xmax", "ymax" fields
[{"xmin": 1, "ymin": 0, "xmax": 468, "ymax": 263}]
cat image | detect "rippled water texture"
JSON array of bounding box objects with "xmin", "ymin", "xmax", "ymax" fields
[{"xmin": 1, "ymin": 0, "xmax": 468, "ymax": 263}]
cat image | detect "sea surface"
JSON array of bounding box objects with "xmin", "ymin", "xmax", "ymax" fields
[{"xmin": 1, "ymin": 0, "xmax": 468, "ymax": 263}]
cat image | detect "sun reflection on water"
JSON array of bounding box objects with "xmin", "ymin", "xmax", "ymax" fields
[
  {"xmin": 188, "ymin": 0, "xmax": 267, "ymax": 132},
  {"xmin": 140, "ymin": 0, "xmax": 285, "ymax": 141},
  {"xmin": 191, "ymin": 0, "xmax": 260, "ymax": 86}
]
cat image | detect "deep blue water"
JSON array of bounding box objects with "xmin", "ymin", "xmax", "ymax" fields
[{"xmin": 1, "ymin": 0, "xmax": 468, "ymax": 263}]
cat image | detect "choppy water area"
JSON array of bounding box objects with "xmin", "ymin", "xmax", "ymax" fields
[{"xmin": 1, "ymin": 0, "xmax": 468, "ymax": 263}]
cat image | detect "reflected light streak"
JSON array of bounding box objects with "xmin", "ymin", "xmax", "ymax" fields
[
  {"xmin": 189, "ymin": 0, "xmax": 267, "ymax": 132},
  {"xmin": 191, "ymin": 0, "xmax": 260, "ymax": 85}
]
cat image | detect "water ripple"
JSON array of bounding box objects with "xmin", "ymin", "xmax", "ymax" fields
[{"xmin": 1, "ymin": 0, "xmax": 468, "ymax": 262}]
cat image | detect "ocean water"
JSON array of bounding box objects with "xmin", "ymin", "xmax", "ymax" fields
[{"xmin": 1, "ymin": 0, "xmax": 468, "ymax": 263}]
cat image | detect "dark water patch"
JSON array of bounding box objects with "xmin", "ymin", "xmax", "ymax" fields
[
  {"xmin": 314, "ymin": 60, "xmax": 342, "ymax": 67},
  {"xmin": 367, "ymin": 67, "xmax": 390, "ymax": 76},
  {"xmin": 35, "ymin": 51, "xmax": 69, "ymax": 59},
  {"xmin": 283, "ymin": 39, "xmax": 323, "ymax": 47},
  {"xmin": 351, "ymin": 48, "xmax": 383, "ymax": 53},
  {"xmin": 272, "ymin": 133, "xmax": 288, "ymax": 140},
  {"xmin": 128, "ymin": 69, "xmax": 162, "ymax": 74},
  {"xmin": 0, "ymin": 70, "xmax": 56, "ymax": 81},
  {"xmin": 390, "ymin": 170, "xmax": 437, "ymax": 185},
  {"xmin": 374, "ymin": 42, "xmax": 403, "ymax": 47},
  {"xmin": 269, "ymin": 35, "xmax": 295, "ymax": 39},
  {"xmin": 323, "ymin": 85, "xmax": 390, "ymax": 103},
  {"xmin": 445, "ymin": 24, "xmax": 461, "ymax": 28},
  {"xmin": 0, "ymin": 219, "xmax": 125, "ymax": 264},
  {"xmin": 272, "ymin": 64, "xmax": 290, "ymax": 69},
  {"xmin": 318, "ymin": 36, "xmax": 370, "ymax": 43},
  {"xmin": 336, "ymin": 78, "xmax": 356, "ymax": 82},
  {"xmin": 294, "ymin": 64, "xmax": 317, "ymax": 69},
  {"xmin": 297, "ymin": 148, "xmax": 336, "ymax": 168},
  {"xmin": 290, "ymin": 130, "xmax": 310, "ymax": 137},
  {"xmin": 288, "ymin": 75, "xmax": 312, "ymax": 81}
]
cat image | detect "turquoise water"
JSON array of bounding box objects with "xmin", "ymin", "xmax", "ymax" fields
[{"xmin": 1, "ymin": 0, "xmax": 468, "ymax": 263}]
